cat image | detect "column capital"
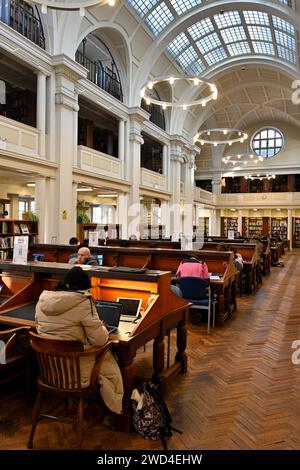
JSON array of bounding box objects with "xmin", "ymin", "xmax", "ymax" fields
[{"xmin": 52, "ymin": 54, "xmax": 88, "ymax": 82}]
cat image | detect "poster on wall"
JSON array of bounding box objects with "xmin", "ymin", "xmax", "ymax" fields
[
  {"xmin": 88, "ymin": 231, "xmax": 99, "ymax": 247},
  {"xmin": 228, "ymin": 230, "xmax": 235, "ymax": 240},
  {"xmin": 13, "ymin": 236, "xmax": 29, "ymax": 264}
]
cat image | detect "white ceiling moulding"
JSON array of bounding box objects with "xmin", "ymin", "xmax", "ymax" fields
[{"xmin": 27, "ymin": 0, "xmax": 115, "ymax": 16}]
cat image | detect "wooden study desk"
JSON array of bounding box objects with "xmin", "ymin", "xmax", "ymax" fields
[
  {"xmin": 0, "ymin": 261, "xmax": 189, "ymax": 432},
  {"xmin": 28, "ymin": 244, "xmax": 238, "ymax": 326}
]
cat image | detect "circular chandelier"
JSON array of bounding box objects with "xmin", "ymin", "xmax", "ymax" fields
[
  {"xmin": 222, "ymin": 154, "xmax": 264, "ymax": 165},
  {"xmin": 194, "ymin": 128, "xmax": 248, "ymax": 147},
  {"xmin": 27, "ymin": 0, "xmax": 115, "ymax": 15},
  {"xmin": 245, "ymin": 174, "xmax": 276, "ymax": 180},
  {"xmin": 140, "ymin": 75, "xmax": 218, "ymax": 110}
]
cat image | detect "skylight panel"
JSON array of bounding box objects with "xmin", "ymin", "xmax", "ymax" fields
[
  {"xmin": 196, "ymin": 33, "xmax": 222, "ymax": 55},
  {"xmin": 272, "ymin": 16, "xmax": 294, "ymax": 35},
  {"xmin": 186, "ymin": 60, "xmax": 206, "ymax": 75},
  {"xmin": 167, "ymin": 33, "xmax": 190, "ymax": 57},
  {"xmin": 214, "ymin": 11, "xmax": 241, "ymax": 29},
  {"xmin": 227, "ymin": 41, "xmax": 251, "ymax": 56},
  {"xmin": 248, "ymin": 25, "xmax": 272, "ymax": 42},
  {"xmin": 277, "ymin": 45, "xmax": 296, "ymax": 63},
  {"xmin": 170, "ymin": 0, "xmax": 200, "ymax": 16},
  {"xmin": 127, "ymin": 0, "xmax": 159, "ymax": 18},
  {"xmin": 275, "ymin": 30, "xmax": 296, "ymax": 50},
  {"xmin": 204, "ymin": 47, "xmax": 227, "ymax": 66},
  {"xmin": 177, "ymin": 46, "xmax": 198, "ymax": 68},
  {"xmin": 252, "ymin": 41, "xmax": 275, "ymax": 55},
  {"xmin": 188, "ymin": 18, "xmax": 214, "ymax": 40},
  {"xmin": 277, "ymin": 0, "xmax": 292, "ymax": 6},
  {"xmin": 220, "ymin": 26, "xmax": 247, "ymax": 44},
  {"xmin": 243, "ymin": 10, "xmax": 269, "ymax": 26},
  {"xmin": 146, "ymin": 2, "xmax": 174, "ymax": 35}
]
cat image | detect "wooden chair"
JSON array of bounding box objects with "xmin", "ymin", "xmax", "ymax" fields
[
  {"xmin": 27, "ymin": 331, "xmax": 119, "ymax": 448},
  {"xmin": 0, "ymin": 326, "xmax": 32, "ymax": 397}
]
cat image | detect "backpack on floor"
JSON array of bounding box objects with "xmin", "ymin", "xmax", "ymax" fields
[{"xmin": 131, "ymin": 380, "xmax": 182, "ymax": 450}]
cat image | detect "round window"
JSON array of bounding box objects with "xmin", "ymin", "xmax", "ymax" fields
[{"xmin": 251, "ymin": 127, "xmax": 283, "ymax": 158}]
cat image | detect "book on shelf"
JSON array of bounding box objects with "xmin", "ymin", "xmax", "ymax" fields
[
  {"xmin": 14, "ymin": 224, "xmax": 21, "ymax": 234},
  {"xmin": 19, "ymin": 223, "xmax": 30, "ymax": 234}
]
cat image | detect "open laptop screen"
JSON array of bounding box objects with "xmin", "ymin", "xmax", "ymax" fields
[
  {"xmin": 116, "ymin": 297, "xmax": 142, "ymax": 322},
  {"xmin": 95, "ymin": 301, "xmax": 122, "ymax": 333}
]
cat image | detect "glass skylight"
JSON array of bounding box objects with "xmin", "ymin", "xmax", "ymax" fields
[
  {"xmin": 188, "ymin": 18, "xmax": 214, "ymax": 40},
  {"xmin": 220, "ymin": 26, "xmax": 247, "ymax": 44},
  {"xmin": 227, "ymin": 41, "xmax": 251, "ymax": 56},
  {"xmin": 127, "ymin": 0, "xmax": 159, "ymax": 18},
  {"xmin": 196, "ymin": 33, "xmax": 221, "ymax": 55},
  {"xmin": 166, "ymin": 33, "xmax": 189, "ymax": 57},
  {"xmin": 170, "ymin": 0, "xmax": 200, "ymax": 16},
  {"xmin": 126, "ymin": 2, "xmax": 297, "ymax": 71},
  {"xmin": 145, "ymin": 2, "xmax": 174, "ymax": 35}
]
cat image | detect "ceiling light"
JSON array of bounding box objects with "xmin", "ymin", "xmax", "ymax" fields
[
  {"xmin": 26, "ymin": 183, "xmax": 36, "ymax": 187},
  {"xmin": 141, "ymin": 75, "xmax": 218, "ymax": 110},
  {"xmin": 97, "ymin": 194, "xmax": 117, "ymax": 198},
  {"xmin": 194, "ymin": 128, "xmax": 248, "ymax": 146},
  {"xmin": 77, "ymin": 187, "xmax": 93, "ymax": 192}
]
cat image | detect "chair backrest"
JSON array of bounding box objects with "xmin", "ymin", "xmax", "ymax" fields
[
  {"xmin": 0, "ymin": 326, "xmax": 31, "ymax": 363},
  {"xmin": 28, "ymin": 331, "xmax": 85, "ymax": 391},
  {"xmin": 177, "ymin": 277, "xmax": 209, "ymax": 300}
]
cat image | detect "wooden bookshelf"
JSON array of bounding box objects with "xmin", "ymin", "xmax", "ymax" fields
[
  {"xmin": 77, "ymin": 223, "xmax": 120, "ymax": 243},
  {"xmin": 293, "ymin": 218, "xmax": 300, "ymax": 247},
  {"xmin": 0, "ymin": 219, "xmax": 38, "ymax": 258},
  {"xmin": 221, "ymin": 217, "xmax": 238, "ymax": 237},
  {"xmin": 271, "ymin": 217, "xmax": 287, "ymax": 240}
]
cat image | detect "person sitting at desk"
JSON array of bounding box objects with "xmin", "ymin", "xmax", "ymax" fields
[
  {"xmin": 175, "ymin": 256, "xmax": 209, "ymax": 280},
  {"xmin": 35, "ymin": 266, "xmax": 123, "ymax": 415},
  {"xmin": 233, "ymin": 247, "xmax": 243, "ymax": 272},
  {"xmin": 69, "ymin": 246, "xmax": 98, "ymax": 266}
]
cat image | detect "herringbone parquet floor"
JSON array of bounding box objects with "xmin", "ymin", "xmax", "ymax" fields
[{"xmin": 1, "ymin": 249, "xmax": 300, "ymax": 450}]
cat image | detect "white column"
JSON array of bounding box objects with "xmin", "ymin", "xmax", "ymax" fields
[
  {"xmin": 238, "ymin": 210, "xmax": 243, "ymax": 235},
  {"xmin": 169, "ymin": 140, "xmax": 183, "ymax": 240},
  {"xmin": 46, "ymin": 73, "xmax": 56, "ymax": 162},
  {"xmin": 212, "ymin": 176, "xmax": 222, "ymax": 194},
  {"xmin": 35, "ymin": 176, "xmax": 46, "ymax": 242},
  {"xmin": 116, "ymin": 193, "xmax": 128, "ymax": 239},
  {"xmin": 53, "ymin": 61, "xmax": 85, "ymax": 243},
  {"xmin": 162, "ymin": 144, "xmax": 167, "ymax": 178},
  {"xmin": 124, "ymin": 120, "xmax": 130, "ymax": 180},
  {"xmin": 160, "ymin": 200, "xmax": 170, "ymax": 238},
  {"xmin": 182, "ymin": 153, "xmax": 195, "ymax": 247},
  {"xmin": 288, "ymin": 208, "xmax": 293, "ymax": 250},
  {"xmin": 210, "ymin": 209, "xmax": 221, "ymax": 236},
  {"xmin": 118, "ymin": 119, "xmax": 125, "ymax": 178},
  {"xmin": 36, "ymin": 72, "xmax": 46, "ymax": 157}
]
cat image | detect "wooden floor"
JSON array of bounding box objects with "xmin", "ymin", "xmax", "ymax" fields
[{"xmin": 1, "ymin": 249, "xmax": 300, "ymax": 450}]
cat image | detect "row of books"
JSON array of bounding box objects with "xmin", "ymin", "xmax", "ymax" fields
[{"xmin": 0, "ymin": 237, "xmax": 14, "ymax": 248}]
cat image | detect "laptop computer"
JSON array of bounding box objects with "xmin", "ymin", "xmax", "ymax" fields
[
  {"xmin": 116, "ymin": 297, "xmax": 142, "ymax": 322},
  {"xmin": 95, "ymin": 300, "xmax": 122, "ymax": 334}
]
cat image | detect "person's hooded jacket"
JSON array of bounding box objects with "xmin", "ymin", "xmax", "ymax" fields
[{"xmin": 35, "ymin": 289, "xmax": 123, "ymax": 414}]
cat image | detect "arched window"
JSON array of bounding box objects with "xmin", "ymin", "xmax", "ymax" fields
[
  {"xmin": 76, "ymin": 35, "xmax": 123, "ymax": 102},
  {"xmin": 251, "ymin": 127, "xmax": 283, "ymax": 158}
]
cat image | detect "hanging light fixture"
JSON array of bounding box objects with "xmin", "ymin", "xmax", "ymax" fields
[
  {"xmin": 245, "ymin": 174, "xmax": 276, "ymax": 180},
  {"xmin": 222, "ymin": 154, "xmax": 264, "ymax": 165},
  {"xmin": 194, "ymin": 128, "xmax": 248, "ymax": 146},
  {"xmin": 27, "ymin": 0, "xmax": 115, "ymax": 15},
  {"xmin": 140, "ymin": 75, "xmax": 218, "ymax": 110}
]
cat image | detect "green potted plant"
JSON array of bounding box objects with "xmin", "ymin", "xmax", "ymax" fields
[
  {"xmin": 77, "ymin": 200, "xmax": 90, "ymax": 224},
  {"xmin": 22, "ymin": 210, "xmax": 39, "ymax": 222}
]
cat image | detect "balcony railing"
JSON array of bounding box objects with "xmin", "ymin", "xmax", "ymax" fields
[
  {"xmin": 0, "ymin": 0, "xmax": 45, "ymax": 49},
  {"xmin": 76, "ymin": 50, "xmax": 123, "ymax": 102}
]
